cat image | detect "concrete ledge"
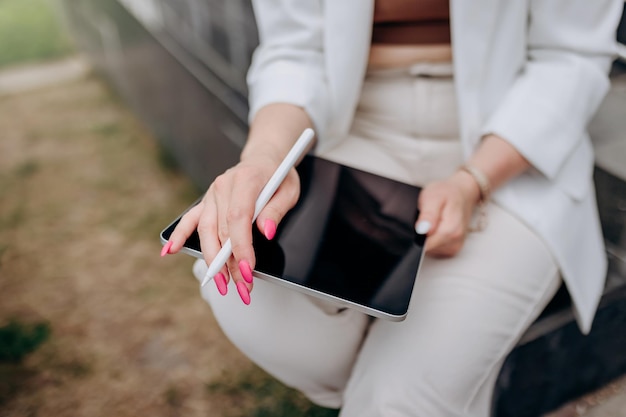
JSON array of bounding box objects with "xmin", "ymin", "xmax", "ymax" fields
[
  {"xmin": 0, "ymin": 56, "xmax": 91, "ymax": 96},
  {"xmin": 590, "ymin": 67, "xmax": 626, "ymax": 181}
]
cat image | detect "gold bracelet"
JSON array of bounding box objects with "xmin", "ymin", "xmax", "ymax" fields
[
  {"xmin": 459, "ymin": 164, "xmax": 491, "ymax": 203},
  {"xmin": 459, "ymin": 164, "xmax": 491, "ymax": 231}
]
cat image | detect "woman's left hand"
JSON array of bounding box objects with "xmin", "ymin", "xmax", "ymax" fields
[{"xmin": 415, "ymin": 170, "xmax": 481, "ymax": 257}]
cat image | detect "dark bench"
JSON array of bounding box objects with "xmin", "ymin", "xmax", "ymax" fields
[
  {"xmin": 493, "ymin": 59, "xmax": 626, "ymax": 416},
  {"xmin": 493, "ymin": 169, "xmax": 626, "ymax": 417}
]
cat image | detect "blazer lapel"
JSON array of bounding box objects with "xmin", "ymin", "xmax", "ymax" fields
[
  {"xmin": 450, "ymin": 0, "xmax": 500, "ymax": 151},
  {"xmin": 324, "ymin": 0, "xmax": 375, "ymax": 137}
]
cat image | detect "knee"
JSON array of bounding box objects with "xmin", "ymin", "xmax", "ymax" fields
[
  {"xmin": 200, "ymin": 277, "xmax": 284, "ymax": 350},
  {"xmin": 199, "ymin": 277, "xmax": 369, "ymax": 409},
  {"xmin": 341, "ymin": 374, "xmax": 451, "ymax": 417},
  {"xmin": 341, "ymin": 359, "xmax": 492, "ymax": 417}
]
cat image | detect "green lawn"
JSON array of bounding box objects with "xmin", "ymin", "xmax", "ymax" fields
[{"xmin": 0, "ymin": 0, "xmax": 73, "ymax": 68}]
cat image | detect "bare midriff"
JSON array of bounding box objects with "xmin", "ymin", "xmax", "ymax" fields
[
  {"xmin": 368, "ymin": 44, "xmax": 452, "ymax": 69},
  {"xmin": 369, "ymin": 0, "xmax": 451, "ymax": 69}
]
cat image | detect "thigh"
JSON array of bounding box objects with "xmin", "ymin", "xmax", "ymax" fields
[
  {"xmin": 194, "ymin": 260, "xmax": 369, "ymax": 408},
  {"xmin": 340, "ymin": 204, "xmax": 561, "ymax": 417}
]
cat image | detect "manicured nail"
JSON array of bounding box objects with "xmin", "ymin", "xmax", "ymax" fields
[
  {"xmin": 160, "ymin": 241, "xmax": 173, "ymax": 257},
  {"xmin": 264, "ymin": 219, "xmax": 277, "ymax": 240},
  {"xmin": 239, "ymin": 260, "xmax": 253, "ymax": 283},
  {"xmin": 214, "ymin": 272, "xmax": 228, "ymax": 296},
  {"xmin": 236, "ymin": 281, "xmax": 251, "ymax": 305},
  {"xmin": 415, "ymin": 221, "xmax": 431, "ymax": 235}
]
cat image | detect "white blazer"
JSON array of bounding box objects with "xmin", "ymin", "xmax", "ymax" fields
[{"xmin": 246, "ymin": 0, "xmax": 623, "ymax": 333}]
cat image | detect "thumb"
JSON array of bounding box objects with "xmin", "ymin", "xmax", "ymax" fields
[
  {"xmin": 256, "ymin": 171, "xmax": 301, "ymax": 240},
  {"xmin": 415, "ymin": 190, "xmax": 445, "ymax": 236}
]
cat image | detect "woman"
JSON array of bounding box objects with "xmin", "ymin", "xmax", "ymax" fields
[{"xmin": 165, "ymin": 1, "xmax": 622, "ymax": 415}]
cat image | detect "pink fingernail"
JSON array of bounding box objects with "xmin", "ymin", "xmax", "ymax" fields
[
  {"xmin": 160, "ymin": 241, "xmax": 173, "ymax": 257},
  {"xmin": 239, "ymin": 260, "xmax": 253, "ymax": 283},
  {"xmin": 236, "ymin": 282, "xmax": 251, "ymax": 305},
  {"xmin": 264, "ymin": 219, "xmax": 277, "ymax": 240},
  {"xmin": 214, "ymin": 272, "xmax": 228, "ymax": 296}
]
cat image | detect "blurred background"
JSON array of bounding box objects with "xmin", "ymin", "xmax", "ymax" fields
[
  {"xmin": 0, "ymin": 1, "xmax": 625, "ymax": 417},
  {"xmin": 0, "ymin": 1, "xmax": 338, "ymax": 416}
]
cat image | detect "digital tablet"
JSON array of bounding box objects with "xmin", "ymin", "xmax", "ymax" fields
[{"xmin": 160, "ymin": 155, "xmax": 426, "ymax": 321}]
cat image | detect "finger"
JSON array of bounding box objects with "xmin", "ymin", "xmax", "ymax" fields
[
  {"xmin": 226, "ymin": 167, "xmax": 265, "ymax": 286},
  {"xmin": 199, "ymin": 213, "xmax": 229, "ymax": 295},
  {"xmin": 166, "ymin": 203, "xmax": 203, "ymax": 254},
  {"xmin": 428, "ymin": 241, "xmax": 464, "ymax": 258},
  {"xmin": 196, "ymin": 195, "xmax": 229, "ymax": 286},
  {"xmin": 226, "ymin": 255, "xmax": 253, "ymax": 305},
  {"xmin": 211, "ymin": 173, "xmax": 235, "ymax": 246},
  {"xmin": 425, "ymin": 222, "xmax": 464, "ymax": 256},
  {"xmin": 207, "ymin": 173, "xmax": 240, "ymax": 295},
  {"xmin": 415, "ymin": 188, "xmax": 446, "ymax": 236},
  {"xmin": 212, "ymin": 271, "xmax": 229, "ymax": 296},
  {"xmin": 425, "ymin": 196, "xmax": 467, "ymax": 254},
  {"xmin": 256, "ymin": 169, "xmax": 301, "ymax": 240}
]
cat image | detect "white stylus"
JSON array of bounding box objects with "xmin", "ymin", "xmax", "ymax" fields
[{"xmin": 200, "ymin": 128, "xmax": 316, "ymax": 287}]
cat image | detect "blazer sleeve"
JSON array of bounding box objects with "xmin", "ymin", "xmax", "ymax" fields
[
  {"xmin": 481, "ymin": 0, "xmax": 621, "ymax": 184},
  {"xmin": 247, "ymin": 0, "xmax": 330, "ymax": 137}
]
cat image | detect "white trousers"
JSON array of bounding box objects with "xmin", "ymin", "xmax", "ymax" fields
[{"xmin": 195, "ymin": 63, "xmax": 561, "ymax": 417}]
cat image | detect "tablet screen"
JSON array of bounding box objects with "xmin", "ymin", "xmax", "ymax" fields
[{"xmin": 161, "ymin": 156, "xmax": 425, "ymax": 321}]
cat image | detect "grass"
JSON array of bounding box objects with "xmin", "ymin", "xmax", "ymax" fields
[
  {"xmin": 0, "ymin": 68, "xmax": 340, "ymax": 416},
  {"xmin": 0, "ymin": 4, "xmax": 341, "ymax": 412},
  {"xmin": 206, "ymin": 367, "xmax": 340, "ymax": 417},
  {"xmin": 0, "ymin": 0, "xmax": 73, "ymax": 68},
  {"xmin": 0, "ymin": 319, "xmax": 51, "ymax": 405},
  {"xmin": 0, "ymin": 320, "xmax": 50, "ymax": 363}
]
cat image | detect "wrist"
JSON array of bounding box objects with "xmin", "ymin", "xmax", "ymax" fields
[
  {"xmin": 458, "ymin": 164, "xmax": 491, "ymax": 204},
  {"xmin": 451, "ymin": 169, "xmax": 481, "ymax": 205},
  {"xmin": 240, "ymin": 143, "xmax": 285, "ymax": 166},
  {"xmin": 455, "ymin": 164, "xmax": 492, "ymax": 232}
]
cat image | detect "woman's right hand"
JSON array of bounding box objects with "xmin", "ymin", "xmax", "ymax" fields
[
  {"xmin": 165, "ymin": 153, "xmax": 302, "ymax": 305},
  {"xmin": 163, "ymin": 103, "xmax": 314, "ymax": 304}
]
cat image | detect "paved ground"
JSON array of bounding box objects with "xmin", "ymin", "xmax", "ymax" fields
[
  {"xmin": 0, "ymin": 56, "xmax": 89, "ymax": 96},
  {"xmin": 544, "ymin": 375, "xmax": 626, "ymax": 417}
]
